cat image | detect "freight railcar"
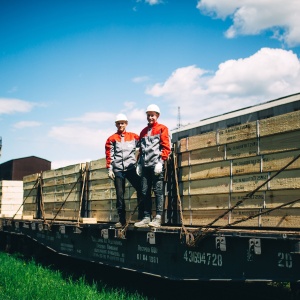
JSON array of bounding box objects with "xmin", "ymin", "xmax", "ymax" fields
[{"xmin": 0, "ymin": 93, "xmax": 300, "ymax": 296}]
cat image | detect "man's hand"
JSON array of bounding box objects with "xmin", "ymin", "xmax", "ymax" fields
[
  {"xmin": 154, "ymin": 162, "xmax": 163, "ymax": 175},
  {"xmin": 108, "ymin": 169, "xmax": 115, "ymax": 180}
]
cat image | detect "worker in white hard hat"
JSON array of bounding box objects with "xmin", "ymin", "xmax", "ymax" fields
[
  {"xmin": 105, "ymin": 113, "xmax": 144, "ymax": 228},
  {"xmin": 134, "ymin": 104, "xmax": 171, "ymax": 228}
]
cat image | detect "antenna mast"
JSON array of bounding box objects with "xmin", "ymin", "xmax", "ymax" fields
[{"xmin": 177, "ymin": 106, "xmax": 181, "ymax": 129}]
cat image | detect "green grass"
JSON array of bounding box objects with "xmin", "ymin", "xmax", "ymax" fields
[{"xmin": 0, "ymin": 252, "xmax": 146, "ymax": 300}]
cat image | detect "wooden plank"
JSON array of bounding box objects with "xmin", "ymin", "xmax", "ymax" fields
[
  {"xmin": 23, "ymin": 181, "xmax": 39, "ymax": 190},
  {"xmin": 89, "ymin": 158, "xmax": 107, "ymax": 171},
  {"xmin": 24, "ymin": 189, "xmax": 37, "ymax": 197},
  {"xmin": 42, "ymin": 177, "xmax": 56, "ymax": 187},
  {"xmin": 260, "ymin": 130, "xmax": 300, "ymax": 154},
  {"xmin": 42, "ymin": 163, "xmax": 84, "ymax": 179},
  {"xmin": 265, "ymin": 190, "xmax": 300, "ymax": 208},
  {"xmin": 269, "ymin": 169, "xmax": 300, "ymax": 190},
  {"xmin": 178, "ymin": 131, "xmax": 217, "ymax": 152},
  {"xmin": 181, "ymin": 194, "xmax": 230, "ymax": 210},
  {"xmin": 88, "ymin": 189, "xmax": 112, "ymax": 201},
  {"xmin": 23, "ymin": 195, "xmax": 37, "ymax": 204},
  {"xmin": 0, "ymin": 196, "xmax": 23, "ymax": 205},
  {"xmin": 262, "ymin": 150, "xmax": 300, "ymax": 172},
  {"xmin": 181, "ymin": 192, "xmax": 266, "ymax": 211},
  {"xmin": 226, "ymin": 138, "xmax": 258, "ymax": 159},
  {"xmin": 230, "ymin": 208, "xmax": 262, "ymax": 227},
  {"xmin": 181, "ymin": 200, "xmax": 300, "ymax": 228},
  {"xmin": 230, "ymin": 192, "xmax": 265, "ymax": 208},
  {"xmin": 42, "ymin": 192, "xmax": 81, "ymax": 203},
  {"xmin": 21, "ymin": 215, "xmax": 34, "ymax": 220},
  {"xmin": 232, "ymin": 173, "xmax": 269, "ymax": 193},
  {"xmin": 0, "ymin": 181, "xmax": 23, "ymax": 190},
  {"xmin": 42, "ymin": 183, "xmax": 82, "ymax": 194},
  {"xmin": 80, "ymin": 217, "xmax": 97, "ymax": 224},
  {"xmin": 21, "ymin": 209, "xmax": 36, "ymax": 218},
  {"xmin": 179, "ymin": 145, "xmax": 225, "ymax": 167},
  {"xmin": 23, "ymin": 203, "xmax": 36, "ymax": 211},
  {"xmin": 89, "ymin": 210, "xmax": 119, "ymax": 223},
  {"xmin": 180, "ymin": 160, "xmax": 230, "ymax": 181},
  {"xmin": 182, "ymin": 209, "xmax": 229, "ymax": 226},
  {"xmin": 23, "ymin": 173, "xmax": 40, "ymax": 183},
  {"xmin": 56, "ymin": 173, "xmax": 81, "ymax": 185},
  {"xmin": 218, "ymin": 121, "xmax": 257, "ymax": 145},
  {"xmin": 43, "ymin": 201, "xmax": 80, "ymax": 211},
  {"xmin": 42, "ymin": 210, "xmax": 78, "ymax": 220},
  {"xmin": 232, "ymin": 156, "xmax": 261, "ymax": 175},
  {"xmin": 180, "ymin": 177, "xmax": 230, "ymax": 195},
  {"xmin": 88, "ymin": 178, "xmax": 113, "ymax": 190},
  {"xmin": 89, "ymin": 169, "xmax": 108, "ymax": 180},
  {"xmin": 259, "ymin": 208, "xmax": 300, "ymax": 228},
  {"xmin": 41, "ymin": 169, "xmax": 58, "ymax": 179},
  {"xmin": 89, "ymin": 200, "xmax": 113, "ymax": 211},
  {"xmin": 259, "ymin": 110, "xmax": 300, "ymax": 136},
  {"xmin": 0, "ymin": 204, "xmax": 23, "ymax": 212}
]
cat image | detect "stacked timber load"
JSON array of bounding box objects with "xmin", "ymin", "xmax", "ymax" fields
[
  {"xmin": 177, "ymin": 109, "xmax": 300, "ymax": 228},
  {"xmin": 41, "ymin": 163, "xmax": 85, "ymax": 220},
  {"xmin": 22, "ymin": 164, "xmax": 85, "ymax": 221},
  {"xmin": 0, "ymin": 180, "xmax": 23, "ymax": 217},
  {"xmin": 88, "ymin": 158, "xmax": 140, "ymax": 222},
  {"xmin": 23, "ymin": 173, "xmax": 40, "ymax": 218},
  {"xmin": 22, "ymin": 159, "xmax": 141, "ymax": 223}
]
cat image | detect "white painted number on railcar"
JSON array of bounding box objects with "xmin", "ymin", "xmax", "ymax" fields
[
  {"xmin": 183, "ymin": 251, "xmax": 222, "ymax": 267},
  {"xmin": 277, "ymin": 252, "xmax": 292, "ymax": 268}
]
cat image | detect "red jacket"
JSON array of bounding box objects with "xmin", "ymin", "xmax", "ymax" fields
[
  {"xmin": 105, "ymin": 131, "xmax": 139, "ymax": 171},
  {"xmin": 139, "ymin": 122, "xmax": 171, "ymax": 167}
]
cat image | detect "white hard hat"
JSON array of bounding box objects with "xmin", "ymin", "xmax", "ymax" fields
[
  {"xmin": 115, "ymin": 113, "xmax": 128, "ymax": 122},
  {"xmin": 146, "ymin": 104, "xmax": 160, "ymax": 115}
]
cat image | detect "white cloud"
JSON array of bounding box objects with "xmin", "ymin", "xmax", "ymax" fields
[
  {"xmin": 146, "ymin": 48, "xmax": 300, "ymax": 123},
  {"xmin": 196, "ymin": 0, "xmax": 300, "ymax": 47},
  {"xmin": 48, "ymin": 125, "xmax": 104, "ymax": 147},
  {"xmin": 13, "ymin": 121, "xmax": 41, "ymax": 129},
  {"xmin": 66, "ymin": 112, "xmax": 115, "ymax": 123},
  {"xmin": 0, "ymin": 98, "xmax": 35, "ymax": 115},
  {"xmin": 123, "ymin": 101, "xmax": 136, "ymax": 110},
  {"xmin": 145, "ymin": 0, "xmax": 162, "ymax": 5},
  {"xmin": 66, "ymin": 105, "xmax": 145, "ymax": 125},
  {"xmin": 132, "ymin": 76, "xmax": 150, "ymax": 83}
]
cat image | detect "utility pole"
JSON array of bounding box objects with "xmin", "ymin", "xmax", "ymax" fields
[
  {"xmin": 177, "ymin": 106, "xmax": 181, "ymax": 129},
  {"xmin": 0, "ymin": 136, "xmax": 2, "ymax": 157}
]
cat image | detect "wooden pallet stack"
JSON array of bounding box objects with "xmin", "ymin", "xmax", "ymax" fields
[
  {"xmin": 22, "ymin": 173, "xmax": 40, "ymax": 218},
  {"xmin": 0, "ymin": 180, "xmax": 23, "ymax": 218},
  {"xmin": 22, "ymin": 164, "xmax": 85, "ymax": 221},
  {"xmin": 22, "ymin": 159, "xmax": 141, "ymax": 223},
  {"xmin": 177, "ymin": 110, "xmax": 300, "ymax": 228},
  {"xmin": 88, "ymin": 158, "xmax": 140, "ymax": 222}
]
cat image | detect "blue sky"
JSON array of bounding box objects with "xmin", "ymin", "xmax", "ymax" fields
[{"xmin": 1, "ymin": 0, "xmax": 300, "ymax": 169}]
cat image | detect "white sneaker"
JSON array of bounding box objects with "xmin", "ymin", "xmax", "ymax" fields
[
  {"xmin": 149, "ymin": 215, "xmax": 161, "ymax": 228},
  {"xmin": 134, "ymin": 217, "xmax": 150, "ymax": 228}
]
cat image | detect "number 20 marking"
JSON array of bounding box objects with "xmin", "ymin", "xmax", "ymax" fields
[{"xmin": 278, "ymin": 252, "xmax": 292, "ymax": 268}]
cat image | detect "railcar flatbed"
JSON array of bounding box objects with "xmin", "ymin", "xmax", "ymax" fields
[{"xmin": 1, "ymin": 217, "xmax": 299, "ymax": 283}]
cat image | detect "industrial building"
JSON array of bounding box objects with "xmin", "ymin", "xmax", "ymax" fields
[{"xmin": 0, "ymin": 156, "xmax": 51, "ymax": 180}]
